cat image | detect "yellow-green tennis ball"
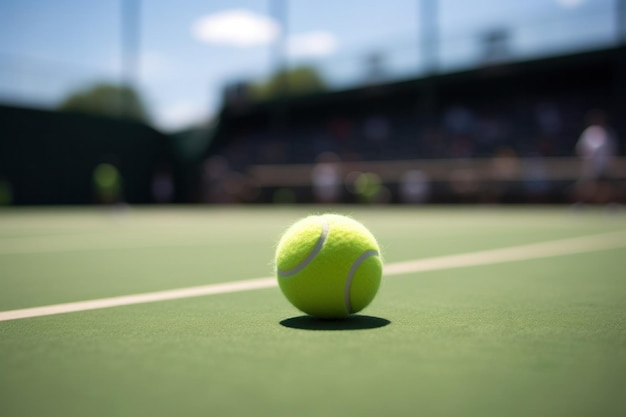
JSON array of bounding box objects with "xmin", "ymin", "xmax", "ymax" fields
[{"xmin": 275, "ymin": 214, "xmax": 382, "ymax": 318}]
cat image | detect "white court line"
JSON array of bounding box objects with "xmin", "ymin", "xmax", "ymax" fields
[{"xmin": 1, "ymin": 230, "xmax": 625, "ymax": 322}]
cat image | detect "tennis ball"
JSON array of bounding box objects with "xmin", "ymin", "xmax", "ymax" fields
[{"xmin": 275, "ymin": 214, "xmax": 382, "ymax": 318}]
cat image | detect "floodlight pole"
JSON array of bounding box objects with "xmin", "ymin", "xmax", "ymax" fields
[
  {"xmin": 617, "ymin": 0, "xmax": 626, "ymax": 123},
  {"xmin": 618, "ymin": 0, "xmax": 626, "ymax": 45},
  {"xmin": 419, "ymin": 0, "xmax": 439, "ymax": 126},
  {"xmin": 420, "ymin": 0, "xmax": 438, "ymax": 75},
  {"xmin": 272, "ymin": 0, "xmax": 289, "ymax": 98},
  {"xmin": 271, "ymin": 0, "xmax": 290, "ymax": 151}
]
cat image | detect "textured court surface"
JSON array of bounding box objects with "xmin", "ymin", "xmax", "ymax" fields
[{"xmin": 1, "ymin": 206, "xmax": 625, "ymax": 417}]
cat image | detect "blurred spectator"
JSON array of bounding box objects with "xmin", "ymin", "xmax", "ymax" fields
[
  {"xmin": 311, "ymin": 152, "xmax": 343, "ymax": 204},
  {"xmin": 576, "ymin": 110, "xmax": 617, "ymax": 180},
  {"xmin": 574, "ymin": 109, "xmax": 618, "ymax": 204},
  {"xmin": 400, "ymin": 170, "xmax": 430, "ymax": 204}
]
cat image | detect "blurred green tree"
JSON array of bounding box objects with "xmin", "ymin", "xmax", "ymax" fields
[
  {"xmin": 59, "ymin": 83, "xmax": 150, "ymax": 123},
  {"xmin": 250, "ymin": 66, "xmax": 326, "ymax": 101}
]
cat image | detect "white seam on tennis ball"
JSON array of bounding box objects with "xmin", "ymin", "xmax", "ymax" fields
[
  {"xmin": 277, "ymin": 217, "xmax": 329, "ymax": 277},
  {"xmin": 344, "ymin": 250, "xmax": 379, "ymax": 314}
]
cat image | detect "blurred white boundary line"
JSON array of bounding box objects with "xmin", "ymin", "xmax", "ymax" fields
[
  {"xmin": 1, "ymin": 230, "xmax": 625, "ymax": 322},
  {"xmin": 384, "ymin": 230, "xmax": 626, "ymax": 275},
  {"xmin": 0, "ymin": 278, "xmax": 277, "ymax": 322}
]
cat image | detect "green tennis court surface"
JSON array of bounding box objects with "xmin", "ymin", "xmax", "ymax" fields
[{"xmin": 1, "ymin": 207, "xmax": 625, "ymax": 417}]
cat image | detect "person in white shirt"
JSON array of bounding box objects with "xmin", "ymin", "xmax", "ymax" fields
[
  {"xmin": 575, "ymin": 110, "xmax": 617, "ymax": 204},
  {"xmin": 576, "ymin": 110, "xmax": 616, "ymax": 180}
]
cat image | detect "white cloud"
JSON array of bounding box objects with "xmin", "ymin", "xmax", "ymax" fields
[
  {"xmin": 555, "ymin": 0, "xmax": 584, "ymax": 8},
  {"xmin": 157, "ymin": 101, "xmax": 207, "ymax": 132},
  {"xmin": 192, "ymin": 9, "xmax": 280, "ymax": 47},
  {"xmin": 287, "ymin": 31, "xmax": 338, "ymax": 58}
]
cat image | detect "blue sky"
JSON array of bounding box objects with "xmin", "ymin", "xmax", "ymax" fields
[{"xmin": 0, "ymin": 0, "xmax": 618, "ymax": 131}]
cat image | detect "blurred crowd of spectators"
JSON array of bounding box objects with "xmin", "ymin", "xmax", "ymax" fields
[
  {"xmin": 216, "ymin": 96, "xmax": 619, "ymax": 168},
  {"xmin": 201, "ymin": 93, "xmax": 622, "ymax": 205}
]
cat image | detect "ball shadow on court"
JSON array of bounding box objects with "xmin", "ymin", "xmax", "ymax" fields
[{"xmin": 279, "ymin": 315, "xmax": 390, "ymax": 331}]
